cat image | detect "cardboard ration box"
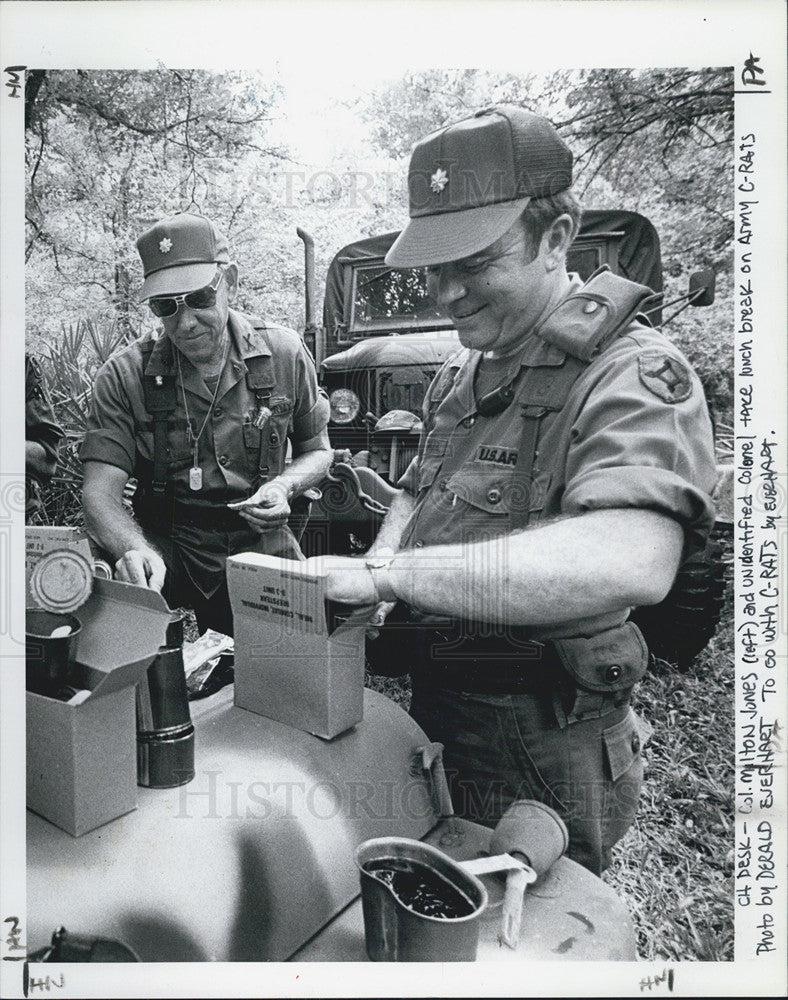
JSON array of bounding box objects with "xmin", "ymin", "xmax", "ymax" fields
[
  {"xmin": 227, "ymin": 553, "xmax": 369, "ymax": 739},
  {"xmin": 25, "ymin": 526, "xmax": 95, "ymax": 609},
  {"xmin": 26, "ymin": 578, "xmax": 171, "ymax": 837}
]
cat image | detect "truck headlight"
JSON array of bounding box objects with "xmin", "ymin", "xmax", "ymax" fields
[{"xmin": 329, "ymin": 388, "xmax": 361, "ymax": 424}]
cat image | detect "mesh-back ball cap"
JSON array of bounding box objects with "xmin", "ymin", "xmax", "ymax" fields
[
  {"xmin": 386, "ymin": 106, "xmax": 573, "ymax": 268},
  {"xmin": 137, "ymin": 213, "xmax": 230, "ymax": 300}
]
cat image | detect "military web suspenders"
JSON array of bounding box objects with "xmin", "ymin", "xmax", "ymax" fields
[
  {"xmin": 245, "ymin": 353, "xmax": 276, "ymax": 490},
  {"xmin": 508, "ymin": 358, "xmax": 587, "ymax": 531},
  {"xmin": 508, "ymin": 267, "xmax": 656, "ymax": 530},
  {"xmin": 140, "ymin": 340, "xmax": 177, "ymax": 497},
  {"xmin": 140, "ymin": 327, "xmax": 279, "ymax": 495},
  {"xmin": 425, "ymin": 268, "xmax": 654, "ymax": 530}
]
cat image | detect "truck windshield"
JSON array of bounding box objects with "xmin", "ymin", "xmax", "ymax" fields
[
  {"xmin": 346, "ymin": 231, "xmax": 624, "ymax": 338},
  {"xmin": 350, "ymin": 263, "xmax": 450, "ymax": 334}
]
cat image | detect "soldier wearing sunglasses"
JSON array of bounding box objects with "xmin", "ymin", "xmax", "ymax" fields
[{"xmin": 81, "ymin": 213, "xmax": 332, "ymax": 636}]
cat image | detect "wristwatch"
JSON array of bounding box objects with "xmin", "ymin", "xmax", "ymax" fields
[{"xmin": 365, "ymin": 547, "xmax": 398, "ymax": 603}]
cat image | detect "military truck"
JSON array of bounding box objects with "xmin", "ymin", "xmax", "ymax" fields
[{"xmin": 297, "ymin": 211, "xmax": 728, "ymax": 669}]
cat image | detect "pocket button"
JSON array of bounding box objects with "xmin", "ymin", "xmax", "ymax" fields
[
  {"xmin": 605, "ymin": 664, "xmax": 622, "ymax": 683},
  {"xmin": 631, "ymin": 732, "xmax": 641, "ymax": 754},
  {"xmin": 487, "ymin": 487, "xmax": 502, "ymax": 505}
]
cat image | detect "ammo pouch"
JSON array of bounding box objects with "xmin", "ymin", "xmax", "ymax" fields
[
  {"xmin": 553, "ymin": 621, "xmax": 648, "ymax": 698},
  {"xmin": 536, "ymin": 266, "xmax": 656, "ymax": 362}
]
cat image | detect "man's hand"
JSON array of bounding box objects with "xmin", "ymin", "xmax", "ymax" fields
[
  {"xmin": 227, "ymin": 479, "xmax": 291, "ymax": 530},
  {"xmin": 114, "ymin": 548, "xmax": 167, "ymax": 592},
  {"xmin": 306, "ymin": 555, "xmax": 379, "ymax": 606}
]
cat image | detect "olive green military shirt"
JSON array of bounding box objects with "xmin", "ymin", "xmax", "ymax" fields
[
  {"xmin": 398, "ymin": 321, "xmax": 717, "ymax": 559},
  {"xmin": 81, "ymin": 310, "xmax": 329, "ymax": 502}
]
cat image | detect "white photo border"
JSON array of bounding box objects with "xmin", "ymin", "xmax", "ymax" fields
[{"xmin": 1, "ymin": 1, "xmax": 785, "ymax": 997}]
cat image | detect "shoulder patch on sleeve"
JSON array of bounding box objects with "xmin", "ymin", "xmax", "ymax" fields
[{"xmin": 637, "ymin": 351, "xmax": 692, "ymax": 403}]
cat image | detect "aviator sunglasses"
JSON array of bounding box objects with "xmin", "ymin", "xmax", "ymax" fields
[{"xmin": 148, "ymin": 267, "xmax": 225, "ymax": 318}]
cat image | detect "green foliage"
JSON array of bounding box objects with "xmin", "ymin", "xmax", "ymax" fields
[
  {"xmin": 362, "ymin": 67, "xmax": 734, "ymax": 274},
  {"xmin": 25, "ymin": 69, "xmax": 285, "ymax": 343},
  {"xmin": 666, "ymin": 281, "xmax": 734, "ymax": 421},
  {"xmin": 33, "ymin": 318, "xmax": 135, "ymax": 526}
]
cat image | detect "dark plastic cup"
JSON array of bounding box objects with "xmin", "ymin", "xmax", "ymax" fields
[{"xmin": 26, "ymin": 609, "xmax": 82, "ymax": 696}]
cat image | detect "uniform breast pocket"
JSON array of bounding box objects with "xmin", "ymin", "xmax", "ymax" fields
[
  {"xmin": 417, "ymin": 434, "xmax": 448, "ymax": 493},
  {"xmin": 446, "ymin": 465, "xmax": 550, "ymax": 519},
  {"xmin": 242, "ymin": 421, "xmax": 262, "ymax": 451},
  {"xmin": 267, "ymin": 399, "xmax": 293, "ymax": 458}
]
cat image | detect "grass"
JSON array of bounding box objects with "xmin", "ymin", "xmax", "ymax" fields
[{"xmin": 603, "ymin": 616, "xmax": 735, "ymax": 962}]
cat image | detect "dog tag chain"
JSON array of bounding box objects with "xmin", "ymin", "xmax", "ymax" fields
[{"xmin": 176, "ymin": 343, "xmax": 229, "ymax": 492}]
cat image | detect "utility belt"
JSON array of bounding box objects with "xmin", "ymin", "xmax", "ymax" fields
[
  {"xmin": 417, "ymin": 633, "xmax": 565, "ymax": 695},
  {"xmin": 380, "ymin": 613, "xmax": 649, "ymax": 698},
  {"xmin": 134, "ymin": 488, "xmax": 315, "ymax": 539},
  {"xmin": 133, "ymin": 490, "xmax": 251, "ymax": 533}
]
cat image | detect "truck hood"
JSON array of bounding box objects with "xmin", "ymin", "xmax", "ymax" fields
[{"xmin": 321, "ymin": 331, "xmax": 460, "ymax": 372}]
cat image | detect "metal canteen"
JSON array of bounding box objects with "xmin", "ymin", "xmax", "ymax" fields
[{"xmin": 136, "ymin": 612, "xmax": 195, "ymax": 788}]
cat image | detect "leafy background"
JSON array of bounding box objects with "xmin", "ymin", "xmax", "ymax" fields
[{"xmin": 25, "ymin": 67, "xmax": 735, "ymax": 961}]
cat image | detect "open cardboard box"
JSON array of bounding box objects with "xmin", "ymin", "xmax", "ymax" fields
[
  {"xmin": 26, "ymin": 578, "xmax": 171, "ymax": 836},
  {"xmin": 25, "ymin": 525, "xmax": 94, "ymax": 608},
  {"xmin": 227, "ymin": 553, "xmax": 369, "ymax": 739}
]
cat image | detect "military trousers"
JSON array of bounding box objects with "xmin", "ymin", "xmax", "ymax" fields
[
  {"xmin": 141, "ymin": 516, "xmax": 303, "ymax": 637},
  {"xmin": 409, "ymin": 677, "xmax": 644, "ymax": 875}
]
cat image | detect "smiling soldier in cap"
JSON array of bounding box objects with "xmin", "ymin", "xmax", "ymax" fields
[
  {"xmin": 312, "ymin": 106, "xmax": 717, "ymax": 873},
  {"xmin": 81, "ymin": 213, "xmax": 331, "ymax": 637}
]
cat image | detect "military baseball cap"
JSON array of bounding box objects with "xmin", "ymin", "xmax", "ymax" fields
[
  {"xmin": 136, "ymin": 213, "xmax": 231, "ymax": 300},
  {"xmin": 386, "ymin": 105, "xmax": 573, "ymax": 268}
]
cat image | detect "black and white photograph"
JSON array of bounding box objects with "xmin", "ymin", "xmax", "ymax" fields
[{"xmin": 1, "ymin": 2, "xmax": 785, "ymax": 997}]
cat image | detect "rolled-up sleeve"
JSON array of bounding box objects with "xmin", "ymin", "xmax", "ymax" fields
[
  {"xmin": 561, "ymin": 346, "xmax": 717, "ymax": 554},
  {"xmin": 79, "ymin": 358, "xmax": 136, "ymax": 475},
  {"xmin": 291, "ymin": 342, "xmax": 330, "ymax": 443}
]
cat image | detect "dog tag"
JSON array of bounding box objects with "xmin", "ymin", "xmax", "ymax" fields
[{"xmin": 189, "ymin": 439, "xmax": 203, "ymax": 491}]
